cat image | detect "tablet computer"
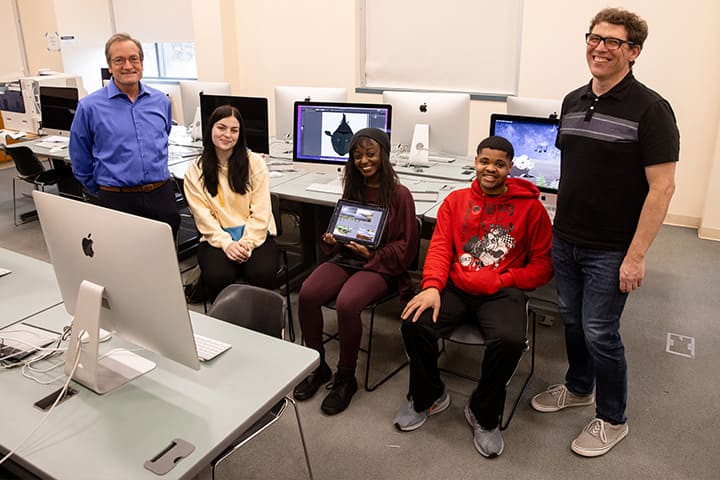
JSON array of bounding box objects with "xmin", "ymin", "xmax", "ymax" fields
[{"xmin": 327, "ymin": 199, "xmax": 389, "ymax": 249}]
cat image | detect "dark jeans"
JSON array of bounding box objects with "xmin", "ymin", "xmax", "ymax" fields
[
  {"xmin": 552, "ymin": 234, "xmax": 629, "ymax": 425},
  {"xmin": 197, "ymin": 236, "xmax": 280, "ymax": 300},
  {"xmin": 97, "ymin": 181, "xmax": 181, "ymax": 240},
  {"xmin": 401, "ymin": 284, "xmax": 527, "ymax": 430}
]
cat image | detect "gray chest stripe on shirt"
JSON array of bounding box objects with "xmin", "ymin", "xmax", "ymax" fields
[{"xmin": 561, "ymin": 112, "xmax": 639, "ymax": 143}]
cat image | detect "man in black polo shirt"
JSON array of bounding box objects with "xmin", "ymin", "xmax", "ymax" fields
[{"xmin": 531, "ymin": 8, "xmax": 679, "ymax": 457}]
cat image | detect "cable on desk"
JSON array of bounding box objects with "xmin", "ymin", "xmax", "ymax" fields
[{"xmin": 0, "ymin": 331, "xmax": 84, "ymax": 467}]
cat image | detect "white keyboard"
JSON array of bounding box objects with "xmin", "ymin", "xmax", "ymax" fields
[
  {"xmin": 194, "ymin": 334, "xmax": 231, "ymax": 362},
  {"xmin": 306, "ymin": 182, "xmax": 342, "ymax": 195}
]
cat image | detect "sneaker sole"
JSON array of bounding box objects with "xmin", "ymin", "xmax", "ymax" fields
[
  {"xmin": 464, "ymin": 406, "xmax": 504, "ymax": 458},
  {"xmin": 530, "ymin": 395, "xmax": 595, "ymax": 413},
  {"xmin": 570, "ymin": 424, "xmax": 629, "ymax": 457},
  {"xmin": 394, "ymin": 393, "xmax": 451, "ymax": 432}
]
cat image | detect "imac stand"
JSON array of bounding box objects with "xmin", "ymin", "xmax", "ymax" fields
[
  {"xmin": 66, "ymin": 280, "xmax": 155, "ymax": 394},
  {"xmin": 190, "ymin": 106, "xmax": 203, "ymax": 141},
  {"xmin": 408, "ymin": 124, "xmax": 430, "ymax": 167}
]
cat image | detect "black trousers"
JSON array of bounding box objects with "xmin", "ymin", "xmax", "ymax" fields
[
  {"xmin": 197, "ymin": 236, "xmax": 280, "ymax": 300},
  {"xmin": 401, "ymin": 283, "xmax": 527, "ymax": 429},
  {"xmin": 97, "ymin": 181, "xmax": 181, "ymax": 240}
]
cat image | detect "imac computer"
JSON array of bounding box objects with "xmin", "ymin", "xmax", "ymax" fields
[
  {"xmin": 23, "ymin": 73, "xmax": 87, "ymax": 98},
  {"xmin": 33, "ymin": 191, "xmax": 201, "ymax": 394},
  {"xmin": 382, "ymin": 91, "xmax": 470, "ymax": 164},
  {"xmin": 199, "ymin": 94, "xmax": 270, "ymax": 155},
  {"xmin": 39, "ymin": 86, "xmax": 79, "ymax": 137},
  {"xmin": 178, "ymin": 80, "xmax": 231, "ymax": 127},
  {"xmin": 489, "ymin": 113, "xmax": 560, "ymax": 194},
  {"xmin": 273, "ymin": 86, "xmax": 347, "ymax": 140},
  {"xmin": 506, "ymin": 96, "xmax": 562, "ymax": 119},
  {"xmin": 292, "ymin": 101, "xmax": 392, "ymax": 166}
]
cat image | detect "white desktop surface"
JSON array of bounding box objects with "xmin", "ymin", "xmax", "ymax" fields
[
  {"xmin": 2, "ymin": 304, "xmax": 319, "ymax": 480},
  {"xmin": 0, "ymin": 248, "xmax": 62, "ymax": 328},
  {"xmin": 270, "ymin": 167, "xmax": 466, "ymax": 217}
]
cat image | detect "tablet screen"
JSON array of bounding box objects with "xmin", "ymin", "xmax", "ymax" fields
[{"xmin": 327, "ymin": 200, "xmax": 389, "ymax": 249}]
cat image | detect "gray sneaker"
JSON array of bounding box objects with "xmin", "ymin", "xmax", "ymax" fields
[
  {"xmin": 464, "ymin": 404, "xmax": 504, "ymax": 458},
  {"xmin": 393, "ymin": 390, "xmax": 450, "ymax": 432},
  {"xmin": 531, "ymin": 384, "xmax": 594, "ymax": 412}
]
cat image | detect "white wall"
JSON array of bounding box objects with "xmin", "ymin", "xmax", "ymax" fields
[
  {"xmin": 196, "ymin": 0, "xmax": 719, "ymax": 237},
  {"xmin": 0, "ymin": 0, "xmax": 25, "ymax": 81},
  {"xmin": 15, "ymin": 0, "xmax": 720, "ymax": 238}
]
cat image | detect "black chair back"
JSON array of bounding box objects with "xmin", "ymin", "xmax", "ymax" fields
[
  {"xmin": 5, "ymin": 146, "xmax": 46, "ymax": 180},
  {"xmin": 208, "ymin": 284, "xmax": 285, "ymax": 339}
]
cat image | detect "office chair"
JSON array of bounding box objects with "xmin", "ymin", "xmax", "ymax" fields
[
  {"xmin": 271, "ymin": 193, "xmax": 295, "ymax": 342},
  {"xmin": 322, "ymin": 216, "xmax": 422, "ymax": 391},
  {"xmin": 207, "ymin": 284, "xmax": 314, "ymax": 480},
  {"xmin": 3, "ymin": 145, "xmax": 66, "ymax": 225},
  {"xmin": 438, "ymin": 300, "xmax": 535, "ymax": 431}
]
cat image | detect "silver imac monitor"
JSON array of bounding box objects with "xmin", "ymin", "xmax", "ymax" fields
[
  {"xmin": 382, "ymin": 91, "xmax": 470, "ymax": 159},
  {"xmin": 33, "ymin": 191, "xmax": 200, "ymax": 394},
  {"xmin": 273, "ymin": 86, "xmax": 347, "ymax": 140},
  {"xmin": 506, "ymin": 96, "xmax": 561, "ymax": 119},
  {"xmin": 179, "ymin": 80, "xmax": 231, "ymax": 127}
]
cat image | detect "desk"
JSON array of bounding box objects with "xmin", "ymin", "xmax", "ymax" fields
[
  {"xmin": 0, "ymin": 248, "xmax": 62, "ymax": 328},
  {"xmin": 1, "ymin": 304, "xmax": 319, "ymax": 480}
]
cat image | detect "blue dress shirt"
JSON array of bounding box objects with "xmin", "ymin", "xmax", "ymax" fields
[{"xmin": 69, "ymin": 79, "xmax": 172, "ymax": 195}]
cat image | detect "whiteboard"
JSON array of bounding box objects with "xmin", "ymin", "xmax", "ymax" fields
[{"xmin": 360, "ymin": 0, "xmax": 523, "ymax": 97}]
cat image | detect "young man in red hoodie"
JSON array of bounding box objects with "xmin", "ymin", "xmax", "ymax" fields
[{"xmin": 393, "ymin": 135, "xmax": 553, "ymax": 458}]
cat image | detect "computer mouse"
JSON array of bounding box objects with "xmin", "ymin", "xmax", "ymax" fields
[{"xmin": 269, "ymin": 171, "xmax": 283, "ymax": 178}]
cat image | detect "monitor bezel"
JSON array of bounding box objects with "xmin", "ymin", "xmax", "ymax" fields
[
  {"xmin": 292, "ymin": 100, "xmax": 392, "ymax": 166},
  {"xmin": 489, "ymin": 113, "xmax": 561, "ymax": 195}
]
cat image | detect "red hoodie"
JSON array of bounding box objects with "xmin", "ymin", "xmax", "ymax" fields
[{"xmin": 422, "ymin": 177, "xmax": 553, "ymax": 296}]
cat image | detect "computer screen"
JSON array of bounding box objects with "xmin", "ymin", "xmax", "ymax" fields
[
  {"xmin": 506, "ymin": 96, "xmax": 561, "ymax": 119},
  {"xmin": 0, "ymin": 82, "xmax": 26, "ymax": 113},
  {"xmin": 33, "ymin": 191, "xmax": 200, "ymax": 394},
  {"xmin": 489, "ymin": 113, "xmax": 561, "ymax": 194},
  {"xmin": 293, "ymin": 101, "xmax": 392, "ymax": 165},
  {"xmin": 178, "ymin": 80, "xmax": 231, "ymax": 127},
  {"xmin": 39, "ymin": 86, "xmax": 78, "ymax": 137},
  {"xmin": 382, "ymin": 91, "xmax": 470, "ymax": 157},
  {"xmin": 273, "ymin": 86, "xmax": 347, "ymax": 140},
  {"xmin": 200, "ymin": 94, "xmax": 270, "ymax": 155}
]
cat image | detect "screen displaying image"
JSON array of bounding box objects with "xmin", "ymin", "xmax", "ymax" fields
[
  {"xmin": 294, "ymin": 102, "xmax": 391, "ymax": 165},
  {"xmin": 490, "ymin": 114, "xmax": 561, "ymax": 193},
  {"xmin": 327, "ymin": 200, "xmax": 388, "ymax": 248}
]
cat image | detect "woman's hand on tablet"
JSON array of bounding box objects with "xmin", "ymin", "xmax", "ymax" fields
[
  {"xmin": 321, "ymin": 233, "xmax": 337, "ymax": 246},
  {"xmin": 346, "ymin": 241, "xmax": 370, "ymax": 259}
]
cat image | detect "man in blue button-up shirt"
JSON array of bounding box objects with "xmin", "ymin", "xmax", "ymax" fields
[{"xmin": 70, "ymin": 33, "xmax": 180, "ymax": 238}]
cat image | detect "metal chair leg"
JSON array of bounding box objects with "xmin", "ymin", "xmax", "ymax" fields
[
  {"xmin": 286, "ymin": 395, "xmax": 314, "ymax": 480},
  {"xmin": 364, "ymin": 306, "xmax": 408, "ymax": 392}
]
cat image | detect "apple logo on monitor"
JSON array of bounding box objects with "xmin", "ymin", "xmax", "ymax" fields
[
  {"xmin": 82, "ymin": 234, "xmax": 94, "ymax": 257},
  {"xmin": 419, "ymin": 102, "xmax": 428, "ymax": 113}
]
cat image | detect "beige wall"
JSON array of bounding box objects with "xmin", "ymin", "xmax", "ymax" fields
[
  {"xmin": 17, "ymin": 0, "xmax": 64, "ymax": 76},
  {"xmin": 15, "ymin": 0, "xmax": 720, "ymax": 239}
]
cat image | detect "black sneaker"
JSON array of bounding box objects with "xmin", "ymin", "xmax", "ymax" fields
[
  {"xmin": 320, "ymin": 372, "xmax": 358, "ymax": 415},
  {"xmin": 293, "ymin": 362, "xmax": 332, "ymax": 401}
]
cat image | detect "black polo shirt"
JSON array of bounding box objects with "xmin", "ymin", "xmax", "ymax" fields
[{"xmin": 554, "ymin": 72, "xmax": 680, "ymax": 250}]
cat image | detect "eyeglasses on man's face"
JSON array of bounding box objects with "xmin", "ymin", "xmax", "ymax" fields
[
  {"xmin": 110, "ymin": 56, "xmax": 142, "ymax": 67},
  {"xmin": 585, "ymin": 33, "xmax": 636, "ymax": 51}
]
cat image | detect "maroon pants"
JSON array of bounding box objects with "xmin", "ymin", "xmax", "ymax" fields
[{"xmin": 298, "ymin": 261, "xmax": 393, "ymax": 371}]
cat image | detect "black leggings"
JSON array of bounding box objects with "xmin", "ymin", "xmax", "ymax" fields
[{"xmin": 197, "ymin": 236, "xmax": 279, "ymax": 300}]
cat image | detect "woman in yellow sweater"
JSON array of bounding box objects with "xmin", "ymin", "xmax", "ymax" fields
[{"xmin": 183, "ymin": 104, "xmax": 278, "ymax": 300}]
